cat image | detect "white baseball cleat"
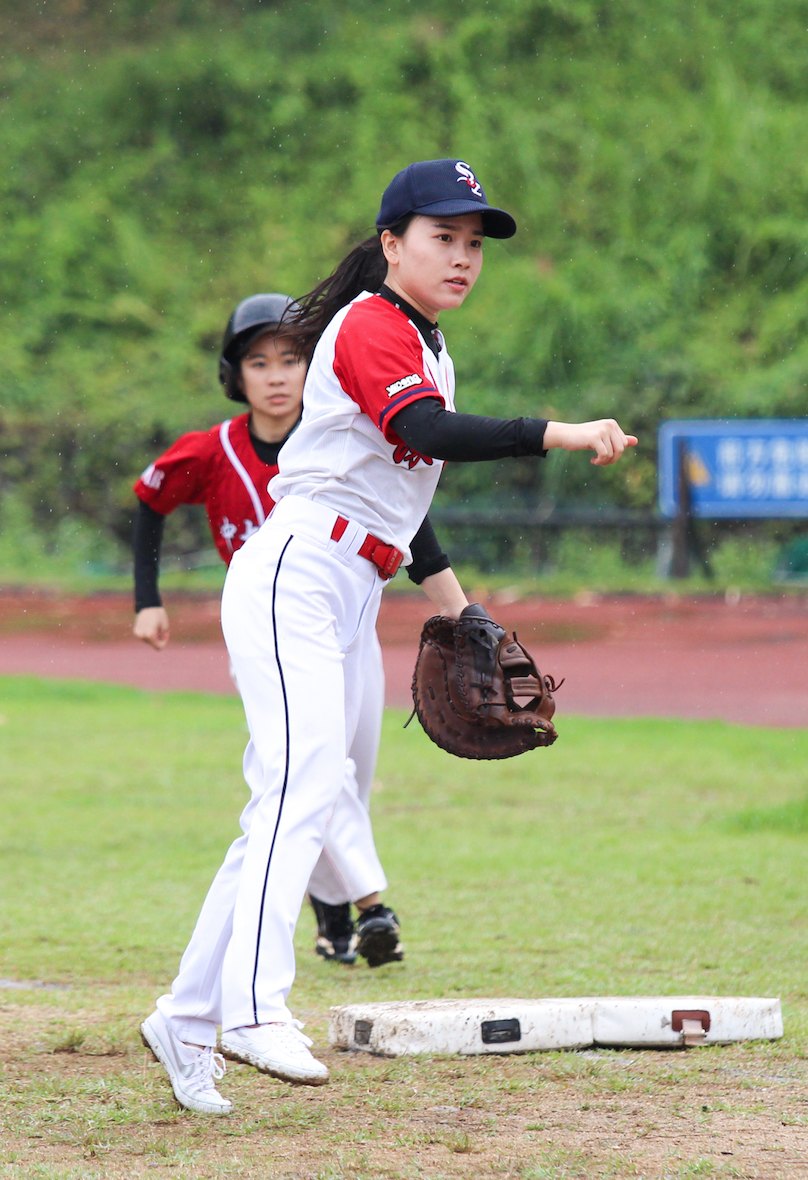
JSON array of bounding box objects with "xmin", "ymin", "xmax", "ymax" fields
[
  {"xmin": 220, "ymin": 1020, "xmax": 329, "ymax": 1085},
  {"xmin": 140, "ymin": 1010, "xmax": 232, "ymax": 1115}
]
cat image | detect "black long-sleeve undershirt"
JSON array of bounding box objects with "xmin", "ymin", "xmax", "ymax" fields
[
  {"xmin": 406, "ymin": 515, "xmax": 450, "ymax": 585},
  {"xmin": 133, "ymin": 500, "xmax": 165, "ymax": 612},
  {"xmin": 390, "ymin": 397, "xmax": 547, "ymax": 462}
]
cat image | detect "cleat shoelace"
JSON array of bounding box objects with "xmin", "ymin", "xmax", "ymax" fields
[
  {"xmin": 270, "ymin": 1020, "xmax": 315, "ymax": 1056},
  {"xmin": 189, "ymin": 1048, "xmax": 227, "ymax": 1095}
]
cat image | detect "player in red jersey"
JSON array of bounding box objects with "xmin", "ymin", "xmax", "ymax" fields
[
  {"xmin": 132, "ymin": 294, "xmax": 396, "ymax": 977},
  {"xmin": 133, "ymin": 294, "xmax": 304, "ymax": 645}
]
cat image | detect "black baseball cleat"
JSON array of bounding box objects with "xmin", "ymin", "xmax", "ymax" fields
[
  {"xmin": 350, "ymin": 904, "xmax": 404, "ymax": 968},
  {"xmin": 309, "ymin": 895, "xmax": 357, "ymax": 964}
]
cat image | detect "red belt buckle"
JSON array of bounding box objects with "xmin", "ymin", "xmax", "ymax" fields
[
  {"xmin": 332, "ymin": 517, "xmax": 402, "ymax": 579},
  {"xmin": 358, "ymin": 533, "xmax": 403, "ymax": 580},
  {"xmin": 373, "ymin": 543, "xmax": 403, "ymax": 579}
]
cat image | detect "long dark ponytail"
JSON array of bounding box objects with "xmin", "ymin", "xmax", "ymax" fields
[{"xmin": 286, "ymin": 215, "xmax": 414, "ymax": 362}]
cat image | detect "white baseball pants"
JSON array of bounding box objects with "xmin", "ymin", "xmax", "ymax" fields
[
  {"xmin": 231, "ymin": 634, "xmax": 385, "ymax": 906},
  {"xmin": 306, "ymin": 625, "xmax": 384, "ymax": 905},
  {"xmin": 157, "ymin": 496, "xmax": 388, "ymax": 1043}
]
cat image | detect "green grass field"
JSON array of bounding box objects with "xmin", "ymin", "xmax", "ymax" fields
[{"xmin": 0, "ymin": 676, "xmax": 806, "ymax": 1179}]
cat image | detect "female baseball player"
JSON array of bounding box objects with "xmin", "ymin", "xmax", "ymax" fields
[
  {"xmin": 141, "ymin": 159, "xmax": 637, "ymax": 1115},
  {"xmin": 132, "ymin": 295, "xmax": 400, "ymax": 973}
]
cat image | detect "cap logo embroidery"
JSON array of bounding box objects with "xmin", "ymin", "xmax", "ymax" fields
[
  {"xmin": 386, "ymin": 374, "xmax": 422, "ymax": 397},
  {"xmin": 455, "ymin": 161, "xmax": 482, "ymax": 196}
]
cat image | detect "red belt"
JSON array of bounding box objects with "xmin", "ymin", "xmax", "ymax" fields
[{"xmin": 330, "ymin": 516, "xmax": 403, "ymax": 580}]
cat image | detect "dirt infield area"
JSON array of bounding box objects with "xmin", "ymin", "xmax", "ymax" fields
[
  {"xmin": 0, "ymin": 586, "xmax": 806, "ymax": 726},
  {"xmin": 0, "ymin": 1000, "xmax": 806, "ymax": 1180}
]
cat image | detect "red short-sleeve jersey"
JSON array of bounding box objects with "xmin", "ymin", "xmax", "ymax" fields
[{"xmin": 133, "ymin": 413, "xmax": 277, "ymax": 565}]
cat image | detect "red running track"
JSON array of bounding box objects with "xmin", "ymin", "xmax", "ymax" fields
[{"xmin": 0, "ymin": 591, "xmax": 806, "ymax": 727}]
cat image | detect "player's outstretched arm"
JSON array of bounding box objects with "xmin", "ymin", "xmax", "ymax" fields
[
  {"xmin": 543, "ymin": 420, "xmax": 638, "ymax": 466},
  {"xmin": 134, "ymin": 606, "xmax": 170, "ymax": 650}
]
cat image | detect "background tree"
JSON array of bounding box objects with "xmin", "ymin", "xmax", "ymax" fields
[{"xmin": 2, "ymin": 0, "xmax": 808, "ymax": 557}]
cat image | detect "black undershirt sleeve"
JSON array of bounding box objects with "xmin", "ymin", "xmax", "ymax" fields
[
  {"xmin": 390, "ymin": 397, "xmax": 548, "ymax": 462},
  {"xmin": 406, "ymin": 514, "xmax": 450, "ymax": 585},
  {"xmin": 133, "ymin": 500, "xmax": 166, "ymax": 612}
]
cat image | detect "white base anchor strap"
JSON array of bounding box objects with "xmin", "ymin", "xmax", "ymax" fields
[{"xmin": 328, "ymin": 996, "xmax": 783, "ymax": 1057}]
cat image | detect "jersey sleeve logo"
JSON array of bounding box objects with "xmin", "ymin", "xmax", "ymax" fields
[
  {"xmin": 386, "ymin": 373, "xmax": 422, "ymax": 398},
  {"xmin": 140, "ymin": 463, "xmax": 165, "ymax": 490}
]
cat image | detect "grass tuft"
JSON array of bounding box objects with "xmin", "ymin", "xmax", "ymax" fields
[
  {"xmin": 50, "ymin": 1029, "xmax": 86, "ymax": 1055},
  {"xmin": 728, "ymin": 796, "xmax": 808, "ymax": 834}
]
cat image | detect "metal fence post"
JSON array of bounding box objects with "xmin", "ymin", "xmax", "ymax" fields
[
  {"xmin": 670, "ymin": 439, "xmax": 691, "ymax": 578},
  {"xmin": 670, "ymin": 439, "xmax": 713, "ymax": 580}
]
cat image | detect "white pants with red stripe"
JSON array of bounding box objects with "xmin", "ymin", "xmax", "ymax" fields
[{"xmin": 157, "ymin": 496, "xmax": 389, "ymax": 1041}]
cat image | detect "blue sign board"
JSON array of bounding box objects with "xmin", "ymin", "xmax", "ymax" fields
[{"xmin": 658, "ymin": 419, "xmax": 808, "ymax": 519}]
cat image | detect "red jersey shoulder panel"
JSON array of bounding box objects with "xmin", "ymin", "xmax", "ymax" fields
[
  {"xmin": 332, "ymin": 296, "xmax": 443, "ymax": 443},
  {"xmin": 133, "ymin": 426, "xmax": 221, "ymax": 513}
]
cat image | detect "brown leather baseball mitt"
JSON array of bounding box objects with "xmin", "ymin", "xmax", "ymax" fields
[{"xmin": 411, "ymin": 603, "xmax": 561, "ymax": 760}]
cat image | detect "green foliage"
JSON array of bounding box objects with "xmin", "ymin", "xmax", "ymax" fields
[{"xmin": 3, "ymin": 0, "xmax": 808, "ymax": 549}]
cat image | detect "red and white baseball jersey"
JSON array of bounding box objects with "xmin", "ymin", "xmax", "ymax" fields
[
  {"xmin": 134, "ymin": 413, "xmax": 276, "ymax": 565},
  {"xmin": 269, "ymin": 292, "xmax": 455, "ymax": 562}
]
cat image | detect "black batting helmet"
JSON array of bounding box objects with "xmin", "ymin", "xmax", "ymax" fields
[{"xmin": 218, "ymin": 293, "xmax": 299, "ymax": 403}]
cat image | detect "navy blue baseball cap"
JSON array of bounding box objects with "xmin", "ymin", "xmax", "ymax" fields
[{"xmin": 376, "ymin": 159, "xmax": 516, "ymax": 239}]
